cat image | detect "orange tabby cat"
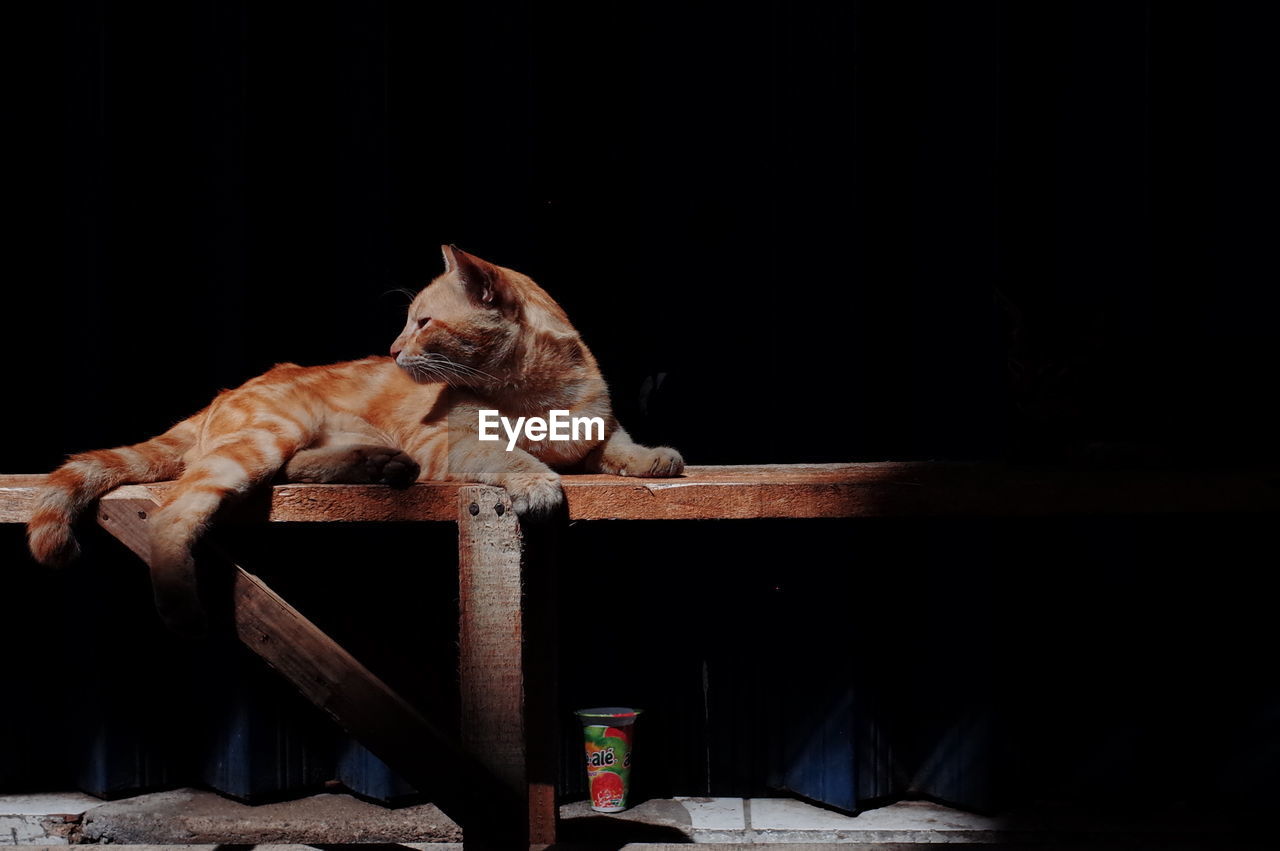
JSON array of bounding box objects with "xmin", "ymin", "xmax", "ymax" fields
[{"xmin": 28, "ymin": 246, "xmax": 683, "ymax": 634}]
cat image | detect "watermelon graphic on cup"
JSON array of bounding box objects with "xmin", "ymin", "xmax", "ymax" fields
[{"xmin": 575, "ymin": 707, "xmax": 641, "ymax": 813}]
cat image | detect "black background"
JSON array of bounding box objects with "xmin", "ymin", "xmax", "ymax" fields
[
  {"xmin": 2, "ymin": 0, "xmax": 1278, "ymax": 819},
  {"xmin": 4, "ymin": 0, "xmax": 1278, "ymax": 469}
]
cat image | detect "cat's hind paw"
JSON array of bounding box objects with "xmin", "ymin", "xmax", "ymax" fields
[
  {"xmin": 285, "ymin": 445, "xmax": 420, "ymax": 488},
  {"xmin": 357, "ymin": 448, "xmax": 420, "ymax": 487}
]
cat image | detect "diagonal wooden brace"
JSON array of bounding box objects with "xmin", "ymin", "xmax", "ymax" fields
[{"xmin": 94, "ymin": 489, "xmax": 514, "ymax": 835}]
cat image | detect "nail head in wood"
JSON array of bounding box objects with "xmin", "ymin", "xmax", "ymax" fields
[
  {"xmin": 137, "ymin": 510, "xmax": 147, "ymax": 519},
  {"xmin": 469, "ymin": 502, "xmax": 479, "ymax": 516},
  {"xmin": 494, "ymin": 503, "xmax": 505, "ymax": 516}
]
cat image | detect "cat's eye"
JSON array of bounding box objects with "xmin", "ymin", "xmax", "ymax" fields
[{"xmin": 417, "ymin": 316, "xmax": 431, "ymax": 329}]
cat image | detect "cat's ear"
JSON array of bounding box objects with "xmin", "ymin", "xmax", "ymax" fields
[{"xmin": 444, "ymin": 245, "xmax": 507, "ymax": 309}]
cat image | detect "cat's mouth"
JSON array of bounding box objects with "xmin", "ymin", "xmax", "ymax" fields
[{"xmin": 396, "ymin": 352, "xmax": 494, "ymax": 387}]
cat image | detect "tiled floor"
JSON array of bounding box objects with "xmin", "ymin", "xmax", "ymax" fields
[
  {"xmin": 559, "ymin": 795, "xmax": 1248, "ymax": 846},
  {"xmin": 677, "ymin": 796, "xmax": 1041, "ymax": 841}
]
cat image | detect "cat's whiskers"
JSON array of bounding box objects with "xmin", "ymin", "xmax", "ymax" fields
[
  {"xmin": 420, "ymin": 355, "xmax": 499, "ymax": 385},
  {"xmin": 401, "ymin": 357, "xmax": 440, "ymax": 385},
  {"xmin": 441, "ymin": 364, "xmax": 495, "ymax": 383},
  {"xmin": 380, "ymin": 286, "xmax": 420, "ymax": 306},
  {"xmin": 402, "ymin": 354, "xmax": 488, "ymax": 389},
  {"xmin": 421, "ymin": 364, "xmax": 452, "ymax": 386}
]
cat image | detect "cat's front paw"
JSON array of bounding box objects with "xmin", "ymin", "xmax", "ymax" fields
[
  {"xmin": 502, "ymin": 471, "xmax": 564, "ymax": 519},
  {"xmin": 643, "ymin": 446, "xmax": 685, "ymax": 477},
  {"xmin": 600, "ymin": 445, "xmax": 685, "ymax": 478}
]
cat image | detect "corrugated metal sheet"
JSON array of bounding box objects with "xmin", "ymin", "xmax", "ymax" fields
[
  {"xmin": 196, "ymin": 640, "xmax": 333, "ymax": 802},
  {"xmin": 62, "ymin": 538, "xmax": 194, "ymax": 799},
  {"xmin": 6, "ymin": 515, "xmax": 1279, "ymax": 815},
  {"xmin": 337, "ymin": 739, "xmax": 419, "ymax": 805}
]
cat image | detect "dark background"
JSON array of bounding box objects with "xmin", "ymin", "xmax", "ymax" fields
[
  {"xmin": 2, "ymin": 0, "xmax": 1278, "ymax": 823},
  {"xmin": 4, "ymin": 0, "xmax": 1278, "ymax": 469}
]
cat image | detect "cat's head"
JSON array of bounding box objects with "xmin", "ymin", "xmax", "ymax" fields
[{"xmin": 390, "ymin": 245, "xmax": 574, "ymax": 388}]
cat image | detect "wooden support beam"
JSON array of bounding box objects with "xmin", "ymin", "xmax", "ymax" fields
[
  {"xmin": 92, "ymin": 492, "xmax": 511, "ymax": 836},
  {"xmin": 457, "ymin": 486, "xmax": 559, "ymax": 849},
  {"xmin": 6, "ymin": 463, "xmax": 1279, "ymax": 527}
]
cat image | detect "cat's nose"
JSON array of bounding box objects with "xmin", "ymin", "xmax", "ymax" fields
[{"xmin": 390, "ymin": 342, "xmax": 403, "ymax": 359}]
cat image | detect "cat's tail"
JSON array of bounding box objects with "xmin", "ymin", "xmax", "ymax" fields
[{"xmin": 27, "ymin": 412, "xmax": 205, "ymax": 566}]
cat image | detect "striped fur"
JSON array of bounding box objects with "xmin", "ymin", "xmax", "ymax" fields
[
  {"xmin": 27, "ymin": 414, "xmax": 204, "ymax": 568},
  {"xmin": 28, "ymin": 246, "xmax": 682, "ymax": 635}
]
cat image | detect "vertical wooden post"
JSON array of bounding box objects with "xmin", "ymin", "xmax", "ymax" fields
[{"xmin": 458, "ymin": 486, "xmax": 559, "ymax": 849}]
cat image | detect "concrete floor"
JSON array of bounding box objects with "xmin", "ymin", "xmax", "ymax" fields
[{"xmin": 1, "ymin": 789, "xmax": 1268, "ymax": 848}]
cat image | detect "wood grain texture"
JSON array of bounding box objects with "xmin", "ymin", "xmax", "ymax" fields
[
  {"xmin": 0, "ymin": 474, "xmax": 44, "ymax": 524},
  {"xmin": 3, "ymin": 464, "xmax": 1279, "ymax": 525},
  {"xmin": 95, "ymin": 496, "xmax": 156, "ymax": 564},
  {"xmin": 457, "ymin": 485, "xmax": 550, "ymax": 847}
]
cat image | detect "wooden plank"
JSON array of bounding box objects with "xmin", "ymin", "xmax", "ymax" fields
[
  {"xmin": 557, "ymin": 463, "xmax": 1280, "ymax": 520},
  {"xmin": 4, "ymin": 463, "xmax": 1279, "ymax": 526},
  {"xmin": 91, "ymin": 494, "xmax": 509, "ymax": 833},
  {"xmin": 0, "ymin": 473, "xmax": 45, "ymax": 524},
  {"xmin": 457, "ymin": 485, "xmax": 558, "ymax": 848}
]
